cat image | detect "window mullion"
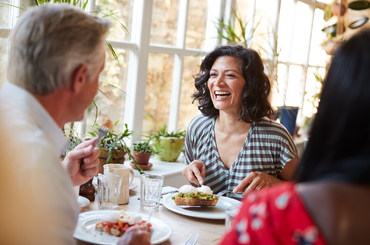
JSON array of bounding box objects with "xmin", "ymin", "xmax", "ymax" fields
[
  {"xmin": 168, "ymin": 0, "xmax": 189, "ymax": 133},
  {"xmin": 125, "ymin": 0, "xmax": 153, "ymax": 144},
  {"xmin": 299, "ymin": 5, "xmax": 315, "ymax": 119},
  {"xmin": 204, "ymin": 0, "xmax": 224, "ymax": 51}
]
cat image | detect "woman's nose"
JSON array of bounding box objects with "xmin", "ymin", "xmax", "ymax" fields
[{"xmin": 214, "ymin": 75, "xmax": 225, "ymax": 86}]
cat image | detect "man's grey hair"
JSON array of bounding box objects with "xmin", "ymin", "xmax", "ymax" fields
[{"xmin": 7, "ymin": 4, "xmax": 111, "ymax": 95}]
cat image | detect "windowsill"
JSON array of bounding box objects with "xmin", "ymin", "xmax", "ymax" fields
[{"xmin": 125, "ymin": 154, "xmax": 189, "ymax": 188}]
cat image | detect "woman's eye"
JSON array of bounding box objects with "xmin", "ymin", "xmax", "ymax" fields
[
  {"xmin": 226, "ymin": 74, "xmax": 235, "ymax": 77},
  {"xmin": 210, "ymin": 73, "xmax": 217, "ymax": 77}
]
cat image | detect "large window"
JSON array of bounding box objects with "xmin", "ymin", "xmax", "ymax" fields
[{"xmin": 0, "ymin": 0, "xmax": 328, "ymax": 143}]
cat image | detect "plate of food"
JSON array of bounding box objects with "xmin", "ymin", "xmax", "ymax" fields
[
  {"xmin": 74, "ymin": 210, "xmax": 172, "ymax": 244},
  {"xmin": 162, "ymin": 185, "xmax": 242, "ymax": 219}
]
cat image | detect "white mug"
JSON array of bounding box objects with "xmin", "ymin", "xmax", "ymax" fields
[{"xmin": 103, "ymin": 164, "xmax": 134, "ymax": 204}]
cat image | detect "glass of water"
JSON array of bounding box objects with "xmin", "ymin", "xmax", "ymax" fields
[
  {"xmin": 97, "ymin": 173, "xmax": 122, "ymax": 210},
  {"xmin": 225, "ymin": 207, "xmax": 239, "ymax": 231},
  {"xmin": 140, "ymin": 174, "xmax": 164, "ymax": 211}
]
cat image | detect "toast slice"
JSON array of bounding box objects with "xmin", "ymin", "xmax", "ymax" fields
[{"xmin": 174, "ymin": 196, "xmax": 218, "ymax": 206}]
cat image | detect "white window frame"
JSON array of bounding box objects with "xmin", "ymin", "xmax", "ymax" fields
[{"xmin": 0, "ymin": 0, "xmax": 328, "ymax": 144}]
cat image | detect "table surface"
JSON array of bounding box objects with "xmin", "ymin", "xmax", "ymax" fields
[{"xmin": 76, "ymin": 177, "xmax": 227, "ymax": 245}]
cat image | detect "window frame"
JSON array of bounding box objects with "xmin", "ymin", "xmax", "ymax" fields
[{"xmin": 0, "ymin": 0, "xmax": 328, "ymax": 144}]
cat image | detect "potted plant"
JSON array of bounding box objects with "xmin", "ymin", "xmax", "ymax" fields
[
  {"xmin": 149, "ymin": 125, "xmax": 186, "ymax": 162},
  {"xmin": 88, "ymin": 121, "xmax": 144, "ymax": 175},
  {"xmin": 133, "ymin": 142, "xmax": 152, "ymax": 164}
]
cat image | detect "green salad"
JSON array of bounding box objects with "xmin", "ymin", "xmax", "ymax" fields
[{"xmin": 172, "ymin": 192, "xmax": 218, "ymax": 200}]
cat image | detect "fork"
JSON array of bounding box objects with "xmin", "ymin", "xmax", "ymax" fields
[
  {"xmin": 94, "ymin": 125, "xmax": 109, "ymax": 146},
  {"xmin": 184, "ymin": 232, "xmax": 200, "ymax": 245},
  {"xmin": 216, "ymin": 189, "xmax": 234, "ymax": 197}
]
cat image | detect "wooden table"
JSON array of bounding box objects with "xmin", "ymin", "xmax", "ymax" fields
[{"xmin": 76, "ymin": 178, "xmax": 226, "ymax": 245}]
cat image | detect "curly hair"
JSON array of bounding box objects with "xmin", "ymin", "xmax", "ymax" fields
[{"xmin": 192, "ymin": 45, "xmax": 274, "ymax": 123}]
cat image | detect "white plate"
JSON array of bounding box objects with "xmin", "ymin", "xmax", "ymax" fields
[
  {"xmin": 77, "ymin": 196, "xmax": 90, "ymax": 209},
  {"xmin": 129, "ymin": 182, "xmax": 138, "ymax": 190},
  {"xmin": 162, "ymin": 194, "xmax": 242, "ymax": 219},
  {"xmin": 74, "ymin": 211, "xmax": 172, "ymax": 244}
]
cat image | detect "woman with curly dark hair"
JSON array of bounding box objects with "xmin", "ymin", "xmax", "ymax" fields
[{"xmin": 182, "ymin": 45, "xmax": 299, "ymax": 200}]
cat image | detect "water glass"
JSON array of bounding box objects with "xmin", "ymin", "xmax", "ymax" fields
[
  {"xmin": 97, "ymin": 173, "xmax": 122, "ymax": 210},
  {"xmin": 225, "ymin": 207, "xmax": 239, "ymax": 231},
  {"xmin": 140, "ymin": 174, "xmax": 164, "ymax": 211}
]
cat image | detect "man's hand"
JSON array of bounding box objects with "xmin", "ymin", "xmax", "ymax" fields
[
  {"xmin": 182, "ymin": 160, "xmax": 206, "ymax": 185},
  {"xmin": 233, "ymin": 171, "xmax": 283, "ymax": 196},
  {"xmin": 117, "ymin": 225, "xmax": 151, "ymax": 245},
  {"xmin": 62, "ymin": 138, "xmax": 101, "ymax": 186}
]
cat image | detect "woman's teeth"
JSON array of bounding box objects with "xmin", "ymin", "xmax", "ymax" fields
[{"xmin": 215, "ymin": 91, "xmax": 231, "ymax": 98}]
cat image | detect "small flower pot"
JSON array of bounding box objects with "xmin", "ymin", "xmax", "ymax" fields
[
  {"xmin": 133, "ymin": 151, "xmax": 152, "ymax": 165},
  {"xmin": 98, "ymin": 148, "xmax": 126, "ymax": 174},
  {"xmin": 153, "ymin": 137, "xmax": 184, "ymax": 162}
]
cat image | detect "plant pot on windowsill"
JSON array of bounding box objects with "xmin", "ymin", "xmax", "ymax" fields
[
  {"xmin": 98, "ymin": 148, "xmax": 126, "ymax": 174},
  {"xmin": 153, "ymin": 136, "xmax": 185, "ymax": 162},
  {"xmin": 130, "ymin": 151, "xmax": 153, "ymax": 170}
]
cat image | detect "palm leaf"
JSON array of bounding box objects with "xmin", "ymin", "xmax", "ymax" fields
[
  {"xmin": 0, "ymin": 2, "xmax": 26, "ymax": 11},
  {"xmin": 106, "ymin": 41, "xmax": 120, "ymax": 65}
]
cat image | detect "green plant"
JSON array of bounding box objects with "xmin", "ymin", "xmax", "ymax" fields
[
  {"xmin": 148, "ymin": 124, "xmax": 186, "ymax": 140},
  {"xmin": 88, "ymin": 121, "xmax": 144, "ymax": 174},
  {"xmin": 133, "ymin": 142, "xmax": 152, "ymax": 153},
  {"xmin": 307, "ymin": 72, "xmax": 325, "ymax": 110},
  {"xmin": 148, "ymin": 125, "xmax": 186, "ymax": 162},
  {"xmin": 148, "ymin": 124, "xmax": 186, "ymax": 156},
  {"xmin": 61, "ymin": 122, "xmax": 83, "ymax": 158}
]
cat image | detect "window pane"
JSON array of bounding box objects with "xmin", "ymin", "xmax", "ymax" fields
[
  {"xmin": 309, "ymin": 8, "xmax": 330, "ymax": 67},
  {"xmin": 86, "ymin": 49, "xmax": 130, "ymax": 129},
  {"xmin": 234, "ymin": 0, "xmax": 251, "ymax": 47},
  {"xmin": 273, "ymin": 64, "xmax": 288, "ymax": 107},
  {"xmin": 302, "ymin": 67, "xmax": 317, "ymax": 118},
  {"xmin": 150, "ymin": 0, "xmax": 179, "ymax": 46},
  {"xmin": 0, "ymin": 1, "xmax": 11, "ymax": 28},
  {"xmin": 185, "ymin": 0, "xmax": 208, "ymax": 49},
  {"xmin": 278, "ymin": 0, "xmax": 295, "ymax": 62},
  {"xmin": 285, "ymin": 65, "xmax": 303, "ymax": 106},
  {"xmin": 253, "ymin": 0, "xmax": 275, "ymax": 59},
  {"xmin": 178, "ymin": 56, "xmax": 201, "ymax": 131},
  {"xmin": 0, "ymin": 39, "xmax": 8, "ymax": 87},
  {"xmin": 95, "ymin": 0, "xmax": 133, "ymax": 41},
  {"xmin": 143, "ymin": 53, "xmax": 175, "ymax": 135},
  {"xmin": 290, "ymin": 2, "xmax": 312, "ymax": 64}
]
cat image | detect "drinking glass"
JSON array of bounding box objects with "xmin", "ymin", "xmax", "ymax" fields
[
  {"xmin": 140, "ymin": 174, "xmax": 164, "ymax": 212},
  {"xmin": 97, "ymin": 173, "xmax": 122, "ymax": 210},
  {"xmin": 225, "ymin": 207, "xmax": 239, "ymax": 231}
]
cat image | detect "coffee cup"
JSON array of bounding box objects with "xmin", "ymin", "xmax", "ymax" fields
[{"xmin": 103, "ymin": 164, "xmax": 134, "ymax": 204}]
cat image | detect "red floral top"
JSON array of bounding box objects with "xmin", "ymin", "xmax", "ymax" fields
[{"xmin": 220, "ymin": 182, "xmax": 327, "ymax": 245}]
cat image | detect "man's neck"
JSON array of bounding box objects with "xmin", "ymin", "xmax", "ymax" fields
[{"xmin": 33, "ymin": 90, "xmax": 70, "ymax": 128}]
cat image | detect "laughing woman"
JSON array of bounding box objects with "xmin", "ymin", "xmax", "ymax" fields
[{"xmin": 182, "ymin": 45, "xmax": 299, "ymax": 200}]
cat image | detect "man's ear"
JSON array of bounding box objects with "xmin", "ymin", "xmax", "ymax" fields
[{"xmin": 70, "ymin": 64, "xmax": 88, "ymax": 93}]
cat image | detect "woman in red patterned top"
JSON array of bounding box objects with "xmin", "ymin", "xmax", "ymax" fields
[{"xmin": 220, "ymin": 29, "xmax": 370, "ymax": 245}]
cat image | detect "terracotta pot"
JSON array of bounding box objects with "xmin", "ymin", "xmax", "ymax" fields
[
  {"xmin": 133, "ymin": 151, "xmax": 152, "ymax": 165},
  {"xmin": 98, "ymin": 148, "xmax": 126, "ymax": 174},
  {"xmin": 331, "ymin": 3, "xmax": 346, "ymax": 16}
]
